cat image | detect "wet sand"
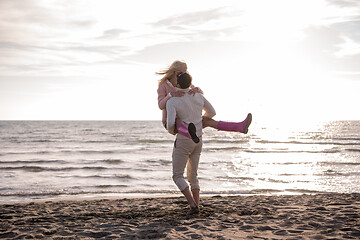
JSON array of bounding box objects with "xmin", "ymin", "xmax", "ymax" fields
[{"xmin": 1, "ymin": 193, "xmax": 359, "ymax": 239}]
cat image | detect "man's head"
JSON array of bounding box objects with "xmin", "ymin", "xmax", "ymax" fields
[{"xmin": 176, "ymin": 72, "xmax": 192, "ymax": 89}]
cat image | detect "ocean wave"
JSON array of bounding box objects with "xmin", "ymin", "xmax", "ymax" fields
[
  {"xmin": 2, "ymin": 137, "xmax": 65, "ymax": 143},
  {"xmin": 57, "ymin": 174, "xmax": 134, "ymax": 180},
  {"xmin": 204, "ymin": 139, "xmax": 249, "ymax": 144},
  {"xmin": 248, "ymin": 188, "xmax": 326, "ymax": 194},
  {"xmin": 315, "ymin": 141, "xmax": 359, "ymax": 146},
  {"xmin": 199, "ymin": 189, "xmax": 293, "ymax": 195},
  {"xmin": 145, "ymin": 159, "xmax": 171, "ymax": 166},
  {"xmin": 279, "ymin": 173, "xmax": 308, "ymax": 176},
  {"xmin": 270, "ymin": 162, "xmax": 313, "ymax": 165},
  {"xmin": 0, "ymin": 149, "xmax": 122, "ymax": 156},
  {"xmin": 0, "ymin": 166, "xmax": 120, "ymax": 172},
  {"xmin": 284, "ymin": 189, "xmax": 325, "ymax": 194},
  {"xmin": 84, "ymin": 140, "xmax": 117, "ymax": 143},
  {"xmin": 138, "ymin": 139, "xmax": 172, "ymax": 144},
  {"xmin": 217, "ymin": 176, "xmax": 255, "ymax": 181},
  {"xmin": 203, "ymin": 147, "xmax": 243, "ymax": 152},
  {"xmin": 101, "ymin": 159, "xmax": 124, "ymax": 164},
  {"xmin": 94, "ymin": 184, "xmax": 129, "ymax": 189},
  {"xmin": 115, "ymin": 174, "xmax": 133, "ymax": 179},
  {"xmin": 333, "ymin": 137, "xmax": 360, "ymax": 141},
  {"xmin": 259, "ymin": 178, "xmax": 290, "ymax": 183},
  {"xmin": 244, "ymin": 149, "xmax": 341, "ymax": 154},
  {"xmin": 248, "ymin": 189, "xmax": 284, "ymax": 194},
  {"xmin": 319, "ymin": 161, "xmax": 360, "ymax": 166},
  {"xmin": 317, "ymin": 170, "xmax": 360, "ymax": 176},
  {"xmin": 0, "ymin": 188, "xmax": 325, "ymax": 199},
  {"xmin": 345, "ymin": 148, "xmax": 360, "ymax": 152},
  {"xmin": 78, "ymin": 150, "xmax": 116, "ymax": 154},
  {"xmin": 0, "ymin": 160, "xmax": 68, "ymax": 165},
  {"xmin": 82, "ymin": 128, "xmax": 95, "ymax": 132},
  {"xmin": 31, "ymin": 139, "xmax": 58, "ymax": 143},
  {"xmin": 1, "ymin": 151, "xmax": 53, "ymax": 155},
  {"xmin": 0, "ymin": 189, "xmax": 128, "ymax": 198},
  {"xmin": 256, "ymin": 140, "xmax": 360, "ymax": 146}
]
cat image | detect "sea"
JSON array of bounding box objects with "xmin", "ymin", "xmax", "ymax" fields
[{"xmin": 0, "ymin": 120, "xmax": 359, "ymax": 204}]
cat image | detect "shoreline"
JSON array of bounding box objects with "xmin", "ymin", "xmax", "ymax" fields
[
  {"xmin": 0, "ymin": 191, "xmax": 326, "ymax": 206},
  {"xmin": 0, "ymin": 189, "xmax": 334, "ymax": 205},
  {"xmin": 1, "ymin": 193, "xmax": 359, "ymax": 239}
]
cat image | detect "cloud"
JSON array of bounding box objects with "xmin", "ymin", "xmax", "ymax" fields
[
  {"xmin": 66, "ymin": 44, "xmax": 129, "ymax": 59},
  {"xmin": 298, "ymin": 25, "xmax": 360, "ymax": 78},
  {"xmin": 0, "ymin": 0, "xmax": 95, "ymax": 42},
  {"xmin": 154, "ymin": 7, "xmax": 225, "ymax": 26},
  {"xmin": 144, "ymin": 7, "xmax": 243, "ymax": 45},
  {"xmin": 0, "ymin": 1, "xmax": 126, "ymax": 76},
  {"xmin": 0, "ymin": 2, "xmax": 246, "ymax": 77},
  {"xmin": 338, "ymin": 54, "xmax": 360, "ymax": 72},
  {"xmin": 152, "ymin": 7, "xmax": 241, "ymax": 28},
  {"xmin": 300, "ymin": 26, "xmax": 343, "ymax": 54},
  {"xmin": 0, "ymin": 39, "xmax": 130, "ymax": 76},
  {"xmin": 0, "ymin": 41, "xmax": 33, "ymax": 50},
  {"xmin": 125, "ymin": 40, "xmax": 252, "ymax": 65},
  {"xmin": 0, "ymin": 0, "xmax": 95, "ymax": 26},
  {"xmin": 152, "ymin": 25, "xmax": 243, "ymax": 43},
  {"xmin": 326, "ymin": 0, "xmax": 360, "ymax": 7},
  {"xmin": 99, "ymin": 28, "xmax": 130, "ymax": 40},
  {"xmin": 331, "ymin": 20, "xmax": 360, "ymax": 42}
]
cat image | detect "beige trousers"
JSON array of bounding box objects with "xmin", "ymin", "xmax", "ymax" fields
[{"xmin": 172, "ymin": 137, "xmax": 203, "ymax": 191}]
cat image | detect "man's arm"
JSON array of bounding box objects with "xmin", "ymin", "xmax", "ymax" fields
[
  {"xmin": 166, "ymin": 100, "xmax": 177, "ymax": 134},
  {"xmin": 203, "ymin": 96, "xmax": 216, "ymax": 118}
]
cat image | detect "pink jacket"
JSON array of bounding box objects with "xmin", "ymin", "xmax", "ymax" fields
[
  {"xmin": 157, "ymin": 81, "xmax": 177, "ymax": 124},
  {"xmin": 157, "ymin": 80, "xmax": 195, "ymax": 124}
]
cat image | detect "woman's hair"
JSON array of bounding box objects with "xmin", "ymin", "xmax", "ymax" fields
[
  {"xmin": 177, "ymin": 72, "xmax": 192, "ymax": 89},
  {"xmin": 156, "ymin": 60, "xmax": 187, "ymax": 86}
]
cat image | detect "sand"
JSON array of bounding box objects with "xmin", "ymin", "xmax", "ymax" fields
[{"xmin": 0, "ymin": 193, "xmax": 359, "ymax": 239}]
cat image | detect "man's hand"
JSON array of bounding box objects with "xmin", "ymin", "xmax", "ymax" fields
[{"xmin": 188, "ymin": 87, "xmax": 203, "ymax": 96}]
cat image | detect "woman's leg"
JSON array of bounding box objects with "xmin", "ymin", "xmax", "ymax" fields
[
  {"xmin": 163, "ymin": 119, "xmax": 199, "ymax": 142},
  {"xmin": 175, "ymin": 118, "xmax": 199, "ymax": 143},
  {"xmin": 202, "ymin": 113, "xmax": 252, "ymax": 134},
  {"xmin": 202, "ymin": 116, "xmax": 219, "ymax": 128}
]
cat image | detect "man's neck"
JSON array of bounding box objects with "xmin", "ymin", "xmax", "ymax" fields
[{"xmin": 176, "ymin": 88, "xmax": 190, "ymax": 92}]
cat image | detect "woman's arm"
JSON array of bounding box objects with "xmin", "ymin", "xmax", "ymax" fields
[
  {"xmin": 157, "ymin": 85, "xmax": 185, "ymax": 110},
  {"xmin": 188, "ymin": 84, "xmax": 203, "ymax": 95},
  {"xmin": 157, "ymin": 85, "xmax": 171, "ymax": 110}
]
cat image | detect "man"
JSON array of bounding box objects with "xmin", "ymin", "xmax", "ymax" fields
[{"xmin": 166, "ymin": 72, "xmax": 216, "ymax": 215}]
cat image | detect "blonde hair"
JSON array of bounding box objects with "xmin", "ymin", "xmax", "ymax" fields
[{"xmin": 156, "ymin": 60, "xmax": 187, "ymax": 86}]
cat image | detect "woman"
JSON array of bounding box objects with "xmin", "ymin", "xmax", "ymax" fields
[
  {"xmin": 157, "ymin": 60, "xmax": 202, "ymax": 142},
  {"xmin": 157, "ymin": 60, "xmax": 252, "ymax": 138}
]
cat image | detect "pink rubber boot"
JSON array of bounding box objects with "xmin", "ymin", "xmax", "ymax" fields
[
  {"xmin": 177, "ymin": 123, "xmax": 199, "ymax": 143},
  {"xmin": 217, "ymin": 113, "xmax": 252, "ymax": 134}
]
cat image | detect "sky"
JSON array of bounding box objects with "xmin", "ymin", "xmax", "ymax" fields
[{"xmin": 0, "ymin": 0, "xmax": 359, "ymax": 122}]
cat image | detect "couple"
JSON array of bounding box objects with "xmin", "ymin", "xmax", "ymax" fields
[{"xmin": 157, "ymin": 60, "xmax": 252, "ymax": 215}]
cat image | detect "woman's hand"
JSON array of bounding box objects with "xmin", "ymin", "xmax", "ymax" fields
[
  {"xmin": 188, "ymin": 87, "xmax": 203, "ymax": 96},
  {"xmin": 170, "ymin": 91, "xmax": 185, "ymax": 97}
]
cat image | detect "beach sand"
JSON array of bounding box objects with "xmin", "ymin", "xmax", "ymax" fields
[{"xmin": 1, "ymin": 193, "xmax": 359, "ymax": 239}]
